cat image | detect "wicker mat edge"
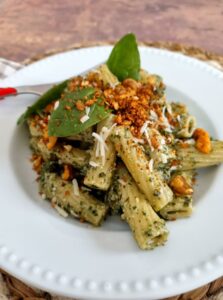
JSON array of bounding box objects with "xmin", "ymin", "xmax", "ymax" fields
[
  {"xmin": 1, "ymin": 41, "xmax": 223, "ymax": 300},
  {"xmin": 22, "ymin": 41, "xmax": 223, "ymax": 68}
]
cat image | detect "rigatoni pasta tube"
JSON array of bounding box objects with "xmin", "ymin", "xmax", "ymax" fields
[
  {"xmin": 40, "ymin": 172, "xmax": 108, "ymax": 226},
  {"xmin": 27, "ymin": 117, "xmax": 43, "ymax": 137},
  {"xmin": 84, "ymin": 115, "xmax": 116, "ymax": 190},
  {"xmin": 111, "ymin": 126, "xmax": 173, "ymax": 211},
  {"xmin": 159, "ymin": 195, "xmax": 193, "ymax": 220},
  {"xmin": 105, "ymin": 170, "xmax": 122, "ymax": 214},
  {"xmin": 96, "ymin": 64, "xmax": 119, "ymax": 86},
  {"xmin": 176, "ymin": 141, "xmax": 223, "ymax": 170},
  {"xmin": 30, "ymin": 137, "xmax": 89, "ymax": 169},
  {"xmin": 118, "ymin": 165, "xmax": 168, "ymax": 250},
  {"xmin": 176, "ymin": 114, "xmax": 196, "ymax": 138},
  {"xmin": 159, "ymin": 171, "xmax": 194, "ymax": 220}
]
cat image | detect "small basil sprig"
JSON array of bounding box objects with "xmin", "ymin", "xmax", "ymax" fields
[
  {"xmin": 107, "ymin": 33, "xmax": 140, "ymax": 81},
  {"xmin": 48, "ymin": 87, "xmax": 110, "ymax": 137},
  {"xmin": 17, "ymin": 80, "xmax": 68, "ymax": 125}
]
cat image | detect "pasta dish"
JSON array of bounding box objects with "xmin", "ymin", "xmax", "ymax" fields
[{"xmin": 18, "ymin": 34, "xmax": 223, "ymax": 250}]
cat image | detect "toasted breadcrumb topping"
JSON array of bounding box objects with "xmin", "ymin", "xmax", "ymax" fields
[
  {"xmin": 30, "ymin": 70, "xmax": 169, "ymax": 144},
  {"xmin": 66, "ymin": 73, "xmax": 167, "ymax": 138}
]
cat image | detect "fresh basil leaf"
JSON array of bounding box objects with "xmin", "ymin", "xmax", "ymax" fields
[
  {"xmin": 48, "ymin": 87, "xmax": 110, "ymax": 137},
  {"xmin": 63, "ymin": 87, "xmax": 95, "ymax": 102},
  {"xmin": 107, "ymin": 33, "xmax": 140, "ymax": 81},
  {"xmin": 17, "ymin": 80, "xmax": 68, "ymax": 125}
]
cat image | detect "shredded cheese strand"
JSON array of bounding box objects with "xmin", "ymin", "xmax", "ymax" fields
[
  {"xmin": 140, "ymin": 121, "xmax": 154, "ymax": 151},
  {"xmin": 80, "ymin": 115, "xmax": 90, "ymax": 123},
  {"xmin": 150, "ymin": 110, "xmax": 158, "ymax": 121},
  {"xmin": 148, "ymin": 159, "xmax": 154, "ymax": 172},
  {"xmin": 92, "ymin": 123, "xmax": 116, "ymax": 166},
  {"xmin": 89, "ymin": 161, "xmax": 100, "ymax": 167},
  {"xmin": 54, "ymin": 101, "xmax": 59, "ymax": 110},
  {"xmin": 72, "ymin": 179, "xmax": 80, "ymax": 196},
  {"xmin": 85, "ymin": 106, "xmax": 90, "ymax": 116},
  {"xmin": 161, "ymin": 106, "xmax": 173, "ymax": 133}
]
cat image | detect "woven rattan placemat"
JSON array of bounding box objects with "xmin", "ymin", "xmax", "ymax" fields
[{"xmin": 1, "ymin": 41, "xmax": 223, "ymax": 300}]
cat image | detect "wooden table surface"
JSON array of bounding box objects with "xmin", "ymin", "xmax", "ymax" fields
[{"xmin": 0, "ymin": 0, "xmax": 223, "ymax": 62}]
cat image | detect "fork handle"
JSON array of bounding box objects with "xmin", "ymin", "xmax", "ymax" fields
[
  {"xmin": 0, "ymin": 87, "xmax": 18, "ymax": 99},
  {"xmin": 0, "ymin": 84, "xmax": 49, "ymax": 100},
  {"xmin": 0, "ymin": 61, "xmax": 105, "ymax": 100}
]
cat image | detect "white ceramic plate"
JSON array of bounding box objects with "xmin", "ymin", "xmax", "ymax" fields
[{"xmin": 1, "ymin": 46, "xmax": 223, "ymax": 300}]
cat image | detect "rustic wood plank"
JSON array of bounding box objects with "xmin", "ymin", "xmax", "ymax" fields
[{"xmin": 0, "ymin": 0, "xmax": 222, "ymax": 61}]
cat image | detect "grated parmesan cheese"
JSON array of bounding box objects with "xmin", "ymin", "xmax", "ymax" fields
[
  {"xmin": 160, "ymin": 137, "xmax": 166, "ymax": 145},
  {"xmin": 89, "ymin": 161, "xmax": 100, "ymax": 168},
  {"xmin": 92, "ymin": 132, "xmax": 108, "ymax": 166},
  {"xmin": 148, "ymin": 159, "xmax": 154, "ymax": 172},
  {"xmin": 118, "ymin": 179, "xmax": 127, "ymax": 186},
  {"xmin": 147, "ymin": 239, "xmax": 155, "ymax": 246},
  {"xmin": 72, "ymin": 179, "xmax": 80, "ymax": 196},
  {"xmin": 41, "ymin": 193, "xmax": 46, "ymax": 200},
  {"xmin": 177, "ymin": 115, "xmax": 181, "ymax": 123},
  {"xmin": 63, "ymin": 145, "xmax": 72, "ymax": 152},
  {"xmin": 158, "ymin": 137, "xmax": 166, "ymax": 151},
  {"xmin": 54, "ymin": 100, "xmax": 59, "ymax": 110},
  {"xmin": 70, "ymin": 209, "xmax": 79, "ymax": 218},
  {"xmin": 81, "ymin": 186, "xmax": 92, "ymax": 192},
  {"xmin": 110, "ymin": 81, "xmax": 119, "ymax": 88},
  {"xmin": 133, "ymin": 137, "xmax": 145, "ymax": 144},
  {"xmin": 101, "ymin": 123, "xmax": 117, "ymax": 140},
  {"xmin": 85, "ymin": 106, "xmax": 90, "ymax": 116},
  {"xmin": 166, "ymin": 104, "xmax": 173, "ymax": 115},
  {"xmin": 80, "ymin": 115, "xmax": 90, "ymax": 123},
  {"xmin": 92, "ymin": 123, "xmax": 116, "ymax": 166},
  {"xmin": 150, "ymin": 110, "xmax": 158, "ymax": 121},
  {"xmin": 160, "ymin": 153, "xmax": 168, "ymax": 164},
  {"xmin": 161, "ymin": 106, "xmax": 173, "ymax": 133},
  {"xmin": 186, "ymin": 139, "xmax": 195, "ymax": 145},
  {"xmin": 92, "ymin": 132, "xmax": 107, "ymax": 146},
  {"xmin": 164, "ymin": 128, "xmax": 173, "ymax": 133},
  {"xmin": 140, "ymin": 121, "xmax": 154, "ymax": 151},
  {"xmin": 55, "ymin": 205, "xmax": 68, "ymax": 218},
  {"xmin": 140, "ymin": 120, "xmax": 150, "ymax": 134},
  {"xmin": 170, "ymin": 165, "xmax": 177, "ymax": 171}
]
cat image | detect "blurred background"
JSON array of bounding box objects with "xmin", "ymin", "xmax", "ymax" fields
[{"xmin": 0, "ymin": 0, "xmax": 222, "ymax": 62}]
